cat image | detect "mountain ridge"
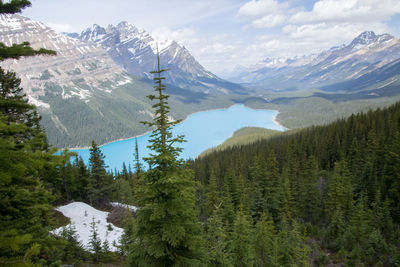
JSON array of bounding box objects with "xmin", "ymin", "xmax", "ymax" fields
[
  {"xmin": 227, "ymin": 31, "xmax": 400, "ymax": 92},
  {"xmin": 72, "ymin": 21, "xmax": 244, "ymax": 94}
]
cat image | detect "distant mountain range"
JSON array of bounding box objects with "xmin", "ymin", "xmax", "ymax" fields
[
  {"xmin": 70, "ymin": 22, "xmax": 244, "ymax": 94},
  {"xmin": 228, "ymin": 31, "xmax": 400, "ymax": 97},
  {"xmin": 0, "ymin": 14, "xmax": 243, "ymax": 148}
]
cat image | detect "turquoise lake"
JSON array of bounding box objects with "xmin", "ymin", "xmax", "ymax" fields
[{"xmin": 71, "ymin": 104, "xmax": 286, "ymax": 172}]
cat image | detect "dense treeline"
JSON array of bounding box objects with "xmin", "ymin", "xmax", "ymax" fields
[{"xmin": 193, "ymin": 102, "xmax": 400, "ymax": 266}]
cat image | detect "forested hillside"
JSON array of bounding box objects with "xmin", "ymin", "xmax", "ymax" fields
[{"xmin": 193, "ymin": 102, "xmax": 400, "ymax": 266}]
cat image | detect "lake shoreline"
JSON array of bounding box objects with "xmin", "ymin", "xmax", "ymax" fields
[
  {"xmin": 66, "ymin": 129, "xmax": 153, "ymax": 150},
  {"xmin": 64, "ymin": 104, "xmax": 287, "ymax": 150}
]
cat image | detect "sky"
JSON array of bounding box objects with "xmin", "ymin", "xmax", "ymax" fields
[{"xmin": 22, "ymin": 0, "xmax": 400, "ymax": 75}]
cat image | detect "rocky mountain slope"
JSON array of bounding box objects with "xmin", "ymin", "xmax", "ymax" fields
[
  {"xmin": 0, "ymin": 14, "xmax": 131, "ymax": 108},
  {"xmin": 74, "ymin": 22, "xmax": 244, "ymax": 94},
  {"xmin": 0, "ymin": 14, "xmax": 246, "ymax": 148},
  {"xmin": 230, "ymin": 31, "xmax": 400, "ymax": 93},
  {"xmin": 0, "ymin": 15, "xmax": 183, "ymax": 147}
]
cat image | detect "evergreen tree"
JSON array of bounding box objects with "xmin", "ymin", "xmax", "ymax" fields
[
  {"xmin": 121, "ymin": 211, "xmax": 136, "ymax": 258},
  {"xmin": 287, "ymin": 221, "xmax": 310, "ymax": 266},
  {"xmin": 206, "ymin": 170, "xmax": 220, "ymax": 215},
  {"xmin": 0, "ymin": 1, "xmax": 57, "ymax": 264},
  {"xmin": 231, "ymin": 207, "xmax": 254, "ymax": 267},
  {"xmin": 73, "ymin": 156, "xmax": 90, "ymax": 202},
  {"xmin": 88, "ymin": 140, "xmax": 112, "ymax": 206},
  {"xmin": 206, "ymin": 206, "xmax": 232, "ymax": 266},
  {"xmin": 88, "ymin": 217, "xmax": 102, "ymax": 262},
  {"xmin": 102, "ymin": 239, "xmax": 113, "ymax": 262},
  {"xmin": 60, "ymin": 224, "xmax": 84, "ymax": 263},
  {"xmin": 57, "ymin": 149, "xmax": 78, "ymax": 202},
  {"xmin": 264, "ymin": 151, "xmax": 281, "ymax": 220},
  {"xmin": 254, "ymin": 213, "xmax": 277, "ymax": 267},
  {"xmin": 277, "ymin": 168, "xmax": 294, "ymax": 221},
  {"xmin": 133, "ymin": 137, "xmax": 142, "ymax": 174},
  {"xmin": 128, "ymin": 52, "xmax": 205, "ymax": 266},
  {"xmin": 221, "ymin": 182, "xmax": 236, "ymax": 229},
  {"xmin": 224, "ymin": 169, "xmax": 240, "ymax": 209},
  {"xmin": 298, "ymin": 156, "xmax": 321, "ymax": 223},
  {"xmin": 325, "ymin": 161, "xmax": 353, "ymax": 221},
  {"xmin": 326, "ymin": 208, "xmax": 346, "ymax": 250}
]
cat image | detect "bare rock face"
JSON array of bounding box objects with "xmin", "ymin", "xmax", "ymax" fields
[
  {"xmin": 0, "ymin": 14, "xmax": 132, "ymax": 108},
  {"xmin": 76, "ymin": 21, "xmax": 243, "ymax": 94}
]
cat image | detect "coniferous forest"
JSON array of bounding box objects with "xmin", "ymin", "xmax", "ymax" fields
[{"xmin": 1, "ymin": 1, "xmax": 400, "ymax": 266}]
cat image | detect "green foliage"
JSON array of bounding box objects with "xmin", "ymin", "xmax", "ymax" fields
[
  {"xmin": 194, "ymin": 102, "xmax": 400, "ymax": 266},
  {"xmin": 206, "ymin": 207, "xmax": 232, "ymax": 266},
  {"xmin": 0, "ymin": 0, "xmax": 31, "ymax": 14},
  {"xmin": 200, "ymin": 127, "xmax": 281, "ymax": 157},
  {"xmin": 128, "ymin": 54, "xmax": 205, "ymax": 266},
  {"xmin": 231, "ymin": 208, "xmax": 254, "ymax": 267},
  {"xmin": 0, "ymin": 105, "xmax": 54, "ymax": 264},
  {"xmin": 88, "ymin": 140, "xmax": 113, "ymax": 206},
  {"xmin": 59, "ymin": 224, "xmax": 85, "ymax": 263},
  {"xmin": 0, "ymin": 42, "xmax": 56, "ymax": 61},
  {"xmin": 253, "ymin": 213, "xmax": 276, "ymax": 267},
  {"xmin": 88, "ymin": 217, "xmax": 102, "ymax": 262}
]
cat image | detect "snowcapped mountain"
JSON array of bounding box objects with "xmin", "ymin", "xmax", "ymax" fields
[
  {"xmin": 74, "ymin": 22, "xmax": 243, "ymax": 94},
  {"xmin": 0, "ymin": 14, "xmax": 161, "ymax": 147},
  {"xmin": 0, "ymin": 14, "xmax": 245, "ymax": 148},
  {"xmin": 229, "ymin": 31, "xmax": 400, "ymax": 92},
  {"xmin": 0, "ymin": 14, "xmax": 132, "ymax": 106}
]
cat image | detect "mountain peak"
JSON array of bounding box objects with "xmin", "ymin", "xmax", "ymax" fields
[
  {"xmin": 348, "ymin": 31, "xmax": 395, "ymax": 51},
  {"xmin": 357, "ymin": 31, "xmax": 376, "ymax": 42},
  {"xmin": 116, "ymin": 21, "xmax": 139, "ymax": 34},
  {"xmin": 349, "ymin": 31, "xmax": 377, "ymax": 49},
  {"xmin": 80, "ymin": 24, "xmax": 106, "ymax": 42}
]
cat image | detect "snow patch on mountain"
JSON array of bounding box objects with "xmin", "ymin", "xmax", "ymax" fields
[
  {"xmin": 227, "ymin": 31, "xmax": 400, "ymax": 89},
  {"xmin": 74, "ymin": 21, "xmax": 241, "ymax": 93},
  {"xmin": 0, "ymin": 14, "xmax": 128, "ymax": 101},
  {"xmin": 27, "ymin": 95, "xmax": 50, "ymax": 109}
]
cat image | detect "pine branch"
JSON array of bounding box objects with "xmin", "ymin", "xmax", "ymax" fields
[
  {"xmin": 0, "ymin": 0, "xmax": 31, "ymax": 14},
  {"xmin": 0, "ymin": 42, "xmax": 56, "ymax": 61},
  {"xmin": 0, "ymin": 99, "xmax": 33, "ymax": 109}
]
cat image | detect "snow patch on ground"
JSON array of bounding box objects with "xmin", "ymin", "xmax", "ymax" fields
[
  {"xmin": 51, "ymin": 202, "xmax": 123, "ymax": 252},
  {"xmin": 110, "ymin": 202, "xmax": 138, "ymax": 212}
]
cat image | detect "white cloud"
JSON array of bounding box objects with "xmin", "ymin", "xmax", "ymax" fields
[
  {"xmin": 224, "ymin": 0, "xmax": 400, "ymax": 73},
  {"xmin": 151, "ymin": 27, "xmax": 198, "ymax": 47},
  {"xmin": 290, "ymin": 0, "xmax": 400, "ymax": 24},
  {"xmin": 200, "ymin": 43, "xmax": 235, "ymax": 54},
  {"xmin": 245, "ymin": 20, "xmax": 390, "ymax": 61},
  {"xmin": 46, "ymin": 22, "xmax": 74, "ymax": 33},
  {"xmin": 282, "ymin": 20, "xmax": 390, "ymax": 44},
  {"xmin": 246, "ymin": 14, "xmax": 286, "ymax": 29},
  {"xmin": 238, "ymin": 0, "xmax": 290, "ymax": 29},
  {"xmin": 237, "ymin": 0, "xmax": 288, "ymax": 19}
]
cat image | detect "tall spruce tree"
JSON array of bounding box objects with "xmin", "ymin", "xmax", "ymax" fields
[
  {"xmin": 231, "ymin": 207, "xmax": 254, "ymax": 267},
  {"xmin": 0, "ymin": 1, "xmax": 58, "ymax": 265},
  {"xmin": 128, "ymin": 52, "xmax": 205, "ymax": 266},
  {"xmin": 254, "ymin": 213, "xmax": 277, "ymax": 267},
  {"xmin": 88, "ymin": 140, "xmax": 112, "ymax": 206},
  {"xmin": 206, "ymin": 206, "xmax": 232, "ymax": 266}
]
